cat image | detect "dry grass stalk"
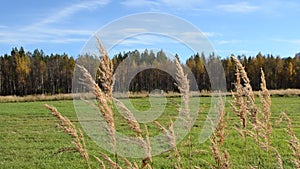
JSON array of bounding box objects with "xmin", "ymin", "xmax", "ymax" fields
[
  {"xmin": 121, "ymin": 156, "xmax": 140, "ymax": 169},
  {"xmin": 215, "ymin": 99, "xmax": 228, "ymax": 145},
  {"xmin": 93, "ymin": 155, "xmax": 106, "ymax": 169},
  {"xmin": 273, "ymin": 147, "xmax": 283, "ymax": 169},
  {"xmin": 95, "ymin": 37, "xmax": 114, "ymax": 99},
  {"xmin": 99, "ymin": 152, "xmax": 121, "ymax": 169},
  {"xmin": 277, "ymin": 112, "xmax": 300, "ymax": 168},
  {"xmin": 259, "ymin": 68, "xmax": 271, "ymax": 123},
  {"xmin": 258, "ymin": 69, "xmax": 274, "ymax": 167},
  {"xmin": 113, "ymin": 97, "xmax": 152, "ymax": 168},
  {"xmin": 174, "ymin": 57, "xmax": 195, "ymax": 168},
  {"xmin": 76, "ymin": 64, "xmax": 116, "ymax": 148},
  {"xmin": 154, "ymin": 120, "xmax": 181, "ymax": 168},
  {"xmin": 230, "ymin": 65, "xmax": 249, "ymax": 168},
  {"xmin": 77, "ymin": 40, "xmax": 154, "ymax": 168},
  {"xmin": 231, "ymin": 56, "xmax": 258, "ymax": 124},
  {"xmin": 113, "ymin": 98, "xmax": 142, "ymax": 136},
  {"xmin": 142, "ymin": 124, "xmax": 152, "ymax": 169},
  {"xmin": 44, "ymin": 104, "xmax": 90, "ymax": 168},
  {"xmin": 174, "ymin": 57, "xmax": 191, "ymax": 129},
  {"xmin": 231, "ymin": 56, "xmax": 283, "ymax": 168},
  {"xmin": 231, "ymin": 67, "xmax": 247, "ymax": 132},
  {"xmin": 210, "ymin": 98, "xmax": 230, "ymax": 169},
  {"xmin": 76, "ymin": 39, "xmax": 118, "ymax": 165}
]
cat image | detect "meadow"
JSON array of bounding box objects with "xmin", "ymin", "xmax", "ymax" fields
[
  {"xmin": 0, "ymin": 96, "xmax": 299, "ymax": 169},
  {"xmin": 1, "ymin": 53, "xmax": 300, "ymax": 169}
]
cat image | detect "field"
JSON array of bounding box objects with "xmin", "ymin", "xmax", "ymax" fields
[{"xmin": 0, "ymin": 96, "xmax": 300, "ymax": 168}]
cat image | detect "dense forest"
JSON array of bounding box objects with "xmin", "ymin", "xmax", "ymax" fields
[{"xmin": 0, "ymin": 47, "xmax": 299, "ymax": 96}]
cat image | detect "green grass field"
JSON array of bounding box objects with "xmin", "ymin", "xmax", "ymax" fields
[{"xmin": 0, "ymin": 96, "xmax": 299, "ymax": 168}]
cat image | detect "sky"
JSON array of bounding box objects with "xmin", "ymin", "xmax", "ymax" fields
[{"xmin": 0, "ymin": 0, "xmax": 300, "ymax": 60}]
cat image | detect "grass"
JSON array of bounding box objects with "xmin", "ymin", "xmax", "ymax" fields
[{"xmin": 0, "ymin": 96, "xmax": 299, "ymax": 168}]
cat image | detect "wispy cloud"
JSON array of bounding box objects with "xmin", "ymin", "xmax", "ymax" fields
[
  {"xmin": 216, "ymin": 49, "xmax": 258, "ymax": 57},
  {"xmin": 179, "ymin": 31, "xmax": 221, "ymax": 38},
  {"xmin": 0, "ymin": 28, "xmax": 91, "ymax": 44},
  {"xmin": 217, "ymin": 39, "xmax": 241, "ymax": 45},
  {"xmin": 217, "ymin": 2, "xmax": 260, "ymax": 13},
  {"xmin": 0, "ymin": 25, "xmax": 8, "ymax": 29},
  {"xmin": 120, "ymin": 0, "xmax": 159, "ymax": 8},
  {"xmin": 273, "ymin": 38, "xmax": 300, "ymax": 45},
  {"xmin": 120, "ymin": 0, "xmax": 205, "ymax": 10},
  {"xmin": 30, "ymin": 0, "xmax": 110, "ymax": 27},
  {"xmin": 0, "ymin": 0, "xmax": 110, "ymax": 46},
  {"xmin": 160, "ymin": 0, "xmax": 205, "ymax": 9},
  {"xmin": 203, "ymin": 32, "xmax": 222, "ymax": 37},
  {"xmin": 116, "ymin": 34, "xmax": 164, "ymax": 46}
]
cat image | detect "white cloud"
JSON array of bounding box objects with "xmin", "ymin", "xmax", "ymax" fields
[
  {"xmin": 0, "ymin": 0, "xmax": 111, "ymax": 45},
  {"xmin": 217, "ymin": 40, "xmax": 241, "ymax": 45},
  {"xmin": 179, "ymin": 31, "xmax": 220, "ymax": 39},
  {"xmin": 217, "ymin": 2, "xmax": 260, "ymax": 13},
  {"xmin": 203, "ymin": 32, "xmax": 221, "ymax": 37},
  {"xmin": 25, "ymin": 27, "xmax": 93, "ymax": 36},
  {"xmin": 31, "ymin": 0, "xmax": 110, "ymax": 27},
  {"xmin": 216, "ymin": 49, "xmax": 258, "ymax": 57},
  {"xmin": 0, "ymin": 28, "xmax": 91, "ymax": 44},
  {"xmin": 160, "ymin": 0, "xmax": 205, "ymax": 9},
  {"xmin": 176, "ymin": 31, "xmax": 220, "ymax": 46},
  {"xmin": 273, "ymin": 38, "xmax": 300, "ymax": 45},
  {"xmin": 120, "ymin": 0, "xmax": 159, "ymax": 7},
  {"xmin": 120, "ymin": 0, "xmax": 205, "ymax": 10},
  {"xmin": 113, "ymin": 34, "xmax": 179, "ymax": 47}
]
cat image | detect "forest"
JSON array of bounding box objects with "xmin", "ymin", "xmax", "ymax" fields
[{"xmin": 0, "ymin": 47, "xmax": 299, "ymax": 96}]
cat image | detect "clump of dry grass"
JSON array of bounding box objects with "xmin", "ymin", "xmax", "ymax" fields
[
  {"xmin": 95, "ymin": 37, "xmax": 114, "ymax": 99},
  {"xmin": 230, "ymin": 57, "xmax": 252, "ymax": 168},
  {"xmin": 174, "ymin": 57, "xmax": 191, "ymax": 129},
  {"xmin": 113, "ymin": 98, "xmax": 142, "ymax": 136},
  {"xmin": 113, "ymin": 97, "xmax": 152, "ymax": 168},
  {"xmin": 231, "ymin": 55, "xmax": 283, "ymax": 169},
  {"xmin": 154, "ymin": 120, "xmax": 181, "ymax": 168},
  {"xmin": 76, "ymin": 39, "xmax": 121, "ymax": 168},
  {"xmin": 44, "ymin": 41, "xmax": 299, "ymax": 168},
  {"xmin": 150, "ymin": 57, "xmax": 194, "ymax": 169},
  {"xmin": 77, "ymin": 64, "xmax": 116, "ymax": 151},
  {"xmin": 46, "ymin": 38, "xmax": 159, "ymax": 169},
  {"xmin": 210, "ymin": 98, "xmax": 230, "ymax": 169},
  {"xmin": 277, "ymin": 112, "xmax": 300, "ymax": 168},
  {"xmin": 44, "ymin": 104, "xmax": 90, "ymax": 168},
  {"xmin": 174, "ymin": 57, "xmax": 194, "ymax": 168}
]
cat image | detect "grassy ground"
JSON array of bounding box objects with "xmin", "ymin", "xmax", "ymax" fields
[{"xmin": 0, "ymin": 96, "xmax": 299, "ymax": 168}]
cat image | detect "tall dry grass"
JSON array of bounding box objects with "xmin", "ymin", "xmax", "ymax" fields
[
  {"xmin": 231, "ymin": 55, "xmax": 284, "ymax": 169},
  {"xmin": 44, "ymin": 104, "xmax": 90, "ymax": 169},
  {"xmin": 277, "ymin": 112, "xmax": 300, "ymax": 168},
  {"xmin": 210, "ymin": 97, "xmax": 230, "ymax": 169},
  {"xmin": 44, "ymin": 42, "xmax": 300, "ymax": 168}
]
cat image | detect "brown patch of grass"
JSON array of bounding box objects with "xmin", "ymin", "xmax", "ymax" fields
[{"xmin": 0, "ymin": 94, "xmax": 74, "ymax": 102}]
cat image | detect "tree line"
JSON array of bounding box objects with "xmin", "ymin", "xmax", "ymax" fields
[
  {"xmin": 187, "ymin": 52, "xmax": 300, "ymax": 91},
  {"xmin": 0, "ymin": 47, "xmax": 75, "ymax": 96},
  {"xmin": 0, "ymin": 47, "xmax": 299, "ymax": 96}
]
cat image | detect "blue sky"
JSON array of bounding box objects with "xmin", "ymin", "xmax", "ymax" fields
[{"xmin": 0, "ymin": 0, "xmax": 300, "ymax": 60}]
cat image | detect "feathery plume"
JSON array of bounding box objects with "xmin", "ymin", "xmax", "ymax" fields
[
  {"xmin": 44, "ymin": 104, "xmax": 90, "ymax": 167},
  {"xmin": 277, "ymin": 112, "xmax": 300, "ymax": 168},
  {"xmin": 210, "ymin": 98, "xmax": 230, "ymax": 169},
  {"xmin": 95, "ymin": 37, "xmax": 114, "ymax": 99}
]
